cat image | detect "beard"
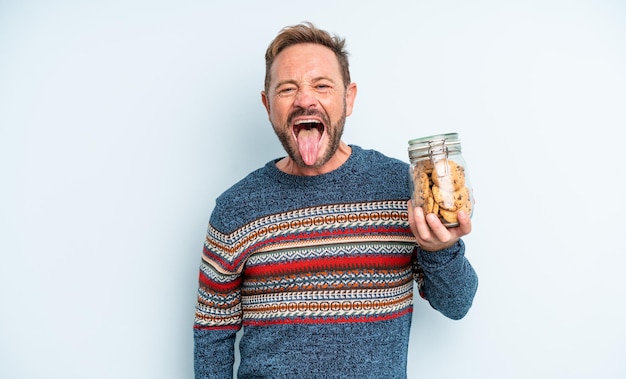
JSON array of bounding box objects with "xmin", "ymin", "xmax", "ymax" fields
[{"xmin": 272, "ymin": 105, "xmax": 346, "ymax": 169}]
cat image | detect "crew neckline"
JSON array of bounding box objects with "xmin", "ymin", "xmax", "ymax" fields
[{"xmin": 265, "ymin": 145, "xmax": 362, "ymax": 185}]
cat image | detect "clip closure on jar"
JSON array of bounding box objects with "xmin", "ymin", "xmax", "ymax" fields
[{"xmin": 408, "ymin": 133, "xmax": 474, "ymax": 227}]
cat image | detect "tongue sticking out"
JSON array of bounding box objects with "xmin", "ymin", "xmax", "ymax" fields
[{"xmin": 296, "ymin": 127, "xmax": 322, "ymax": 166}]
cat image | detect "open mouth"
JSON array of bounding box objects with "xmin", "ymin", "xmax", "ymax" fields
[
  {"xmin": 293, "ymin": 119, "xmax": 324, "ymax": 134},
  {"xmin": 292, "ymin": 118, "xmax": 326, "ymax": 165}
]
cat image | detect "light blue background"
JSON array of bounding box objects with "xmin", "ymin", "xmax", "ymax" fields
[{"xmin": 1, "ymin": 1, "xmax": 625, "ymax": 378}]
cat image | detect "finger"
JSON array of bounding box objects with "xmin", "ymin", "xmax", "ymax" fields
[
  {"xmin": 425, "ymin": 212, "xmax": 452, "ymax": 241},
  {"xmin": 427, "ymin": 211, "xmax": 471, "ymax": 245},
  {"xmin": 413, "ymin": 207, "xmax": 437, "ymax": 240},
  {"xmin": 407, "ymin": 202, "xmax": 418, "ymax": 235},
  {"xmin": 456, "ymin": 211, "xmax": 472, "ymax": 235},
  {"xmin": 410, "ymin": 204, "xmax": 432, "ymax": 240}
]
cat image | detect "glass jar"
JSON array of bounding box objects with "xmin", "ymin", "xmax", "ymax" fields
[{"xmin": 408, "ymin": 133, "xmax": 474, "ymax": 227}]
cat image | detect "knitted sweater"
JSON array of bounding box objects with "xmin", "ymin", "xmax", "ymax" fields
[{"xmin": 193, "ymin": 145, "xmax": 478, "ymax": 379}]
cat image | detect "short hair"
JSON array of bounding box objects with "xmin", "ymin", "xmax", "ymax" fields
[{"xmin": 264, "ymin": 22, "xmax": 351, "ymax": 94}]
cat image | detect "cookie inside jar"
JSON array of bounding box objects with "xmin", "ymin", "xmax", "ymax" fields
[{"xmin": 408, "ymin": 133, "xmax": 474, "ymax": 227}]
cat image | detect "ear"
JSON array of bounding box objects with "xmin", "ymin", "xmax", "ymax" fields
[
  {"xmin": 344, "ymin": 83, "xmax": 357, "ymax": 117},
  {"xmin": 261, "ymin": 90, "xmax": 270, "ymax": 114}
]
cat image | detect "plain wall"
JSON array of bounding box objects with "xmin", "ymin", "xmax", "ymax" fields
[{"xmin": 1, "ymin": 0, "xmax": 625, "ymax": 378}]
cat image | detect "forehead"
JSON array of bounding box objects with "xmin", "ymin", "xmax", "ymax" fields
[{"xmin": 270, "ymin": 43, "xmax": 341, "ymax": 82}]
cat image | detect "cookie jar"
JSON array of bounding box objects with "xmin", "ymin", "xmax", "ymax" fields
[{"xmin": 408, "ymin": 133, "xmax": 474, "ymax": 227}]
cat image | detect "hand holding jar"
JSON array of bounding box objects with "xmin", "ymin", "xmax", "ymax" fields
[{"xmin": 408, "ymin": 133, "xmax": 474, "ymax": 227}]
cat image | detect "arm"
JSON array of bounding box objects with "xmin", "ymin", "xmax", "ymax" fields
[
  {"xmin": 414, "ymin": 240, "xmax": 478, "ymax": 319},
  {"xmin": 408, "ymin": 202, "xmax": 478, "ymax": 319},
  {"xmin": 193, "ymin": 244, "xmax": 243, "ymax": 378},
  {"xmin": 194, "ymin": 327, "xmax": 238, "ymax": 379}
]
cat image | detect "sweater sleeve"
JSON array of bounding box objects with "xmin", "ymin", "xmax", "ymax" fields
[
  {"xmin": 414, "ymin": 239, "xmax": 478, "ymax": 320},
  {"xmin": 193, "ymin": 219, "xmax": 245, "ymax": 378},
  {"xmin": 193, "ymin": 328, "xmax": 237, "ymax": 379},
  {"xmin": 193, "ymin": 258, "xmax": 242, "ymax": 378}
]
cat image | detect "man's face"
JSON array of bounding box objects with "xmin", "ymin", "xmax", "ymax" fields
[{"xmin": 262, "ymin": 43, "xmax": 356, "ymax": 170}]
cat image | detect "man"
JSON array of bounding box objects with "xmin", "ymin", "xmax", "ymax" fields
[{"xmin": 194, "ymin": 22, "xmax": 478, "ymax": 378}]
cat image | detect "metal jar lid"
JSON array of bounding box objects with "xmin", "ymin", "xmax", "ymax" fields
[{"xmin": 408, "ymin": 132, "xmax": 461, "ymax": 160}]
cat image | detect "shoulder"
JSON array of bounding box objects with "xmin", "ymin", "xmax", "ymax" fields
[
  {"xmin": 350, "ymin": 145, "xmax": 410, "ymax": 180},
  {"xmin": 218, "ymin": 165, "xmax": 271, "ymax": 202},
  {"xmin": 352, "ymin": 145, "xmax": 409, "ymax": 169},
  {"xmin": 210, "ymin": 163, "xmax": 275, "ymax": 232},
  {"xmin": 345, "ymin": 145, "xmax": 411, "ymax": 199}
]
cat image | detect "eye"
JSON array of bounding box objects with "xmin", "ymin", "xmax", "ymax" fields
[{"xmin": 277, "ymin": 87, "xmax": 296, "ymax": 96}]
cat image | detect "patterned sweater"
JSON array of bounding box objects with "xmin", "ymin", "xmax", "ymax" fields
[{"xmin": 193, "ymin": 145, "xmax": 478, "ymax": 379}]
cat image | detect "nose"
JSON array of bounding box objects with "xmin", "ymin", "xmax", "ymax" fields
[{"xmin": 293, "ymin": 87, "xmax": 317, "ymax": 109}]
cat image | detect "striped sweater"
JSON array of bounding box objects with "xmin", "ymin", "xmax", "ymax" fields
[{"xmin": 193, "ymin": 145, "xmax": 478, "ymax": 378}]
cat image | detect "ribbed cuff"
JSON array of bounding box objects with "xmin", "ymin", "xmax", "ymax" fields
[{"xmin": 418, "ymin": 239, "xmax": 465, "ymax": 268}]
